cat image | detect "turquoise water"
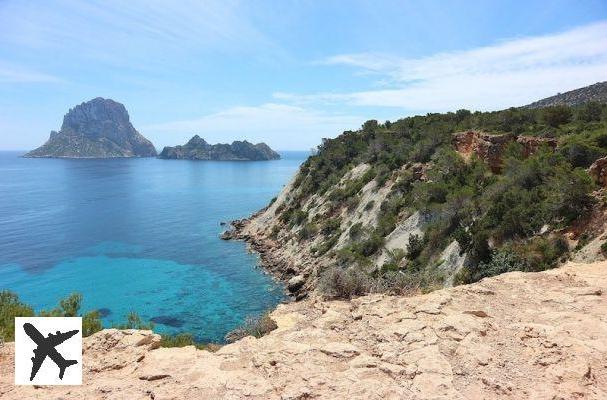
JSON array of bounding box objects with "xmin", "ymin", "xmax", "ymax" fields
[{"xmin": 0, "ymin": 151, "xmax": 306, "ymax": 342}]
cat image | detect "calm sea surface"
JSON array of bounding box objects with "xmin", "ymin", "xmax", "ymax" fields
[{"xmin": 0, "ymin": 151, "xmax": 306, "ymax": 342}]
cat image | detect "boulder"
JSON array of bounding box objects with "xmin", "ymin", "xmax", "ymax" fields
[
  {"xmin": 287, "ymin": 275, "xmax": 305, "ymax": 293},
  {"xmin": 589, "ymin": 156, "xmax": 607, "ymax": 187}
]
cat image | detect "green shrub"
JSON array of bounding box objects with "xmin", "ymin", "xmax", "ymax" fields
[
  {"xmin": 406, "ymin": 234, "xmax": 425, "ymax": 260},
  {"xmin": 298, "ymin": 222, "xmax": 318, "ymax": 240},
  {"xmin": 312, "ymin": 234, "xmax": 340, "ymax": 256},
  {"xmin": 542, "ymin": 105, "xmax": 572, "ymax": 127},
  {"xmin": 576, "ymin": 102, "xmax": 604, "ymax": 122},
  {"xmin": 269, "ymin": 225, "xmax": 281, "ymax": 240},
  {"xmin": 82, "ymin": 310, "xmax": 103, "ymax": 337},
  {"xmin": 290, "ymin": 209, "xmax": 308, "ymax": 226},
  {"xmin": 465, "ymin": 249, "xmax": 529, "ymax": 283},
  {"xmin": 1, "ymin": 292, "xmax": 103, "ymax": 340},
  {"xmin": 159, "ymin": 333, "xmax": 220, "ymax": 350},
  {"xmin": 225, "ymin": 312, "xmax": 277, "ymax": 343},
  {"xmin": 354, "ymin": 231, "xmax": 384, "ymax": 257},
  {"xmin": 349, "ymin": 222, "xmax": 363, "ymax": 239},
  {"xmin": 115, "ymin": 311, "xmax": 154, "ymax": 330},
  {"xmin": 0, "ymin": 291, "xmax": 34, "ymax": 341},
  {"xmin": 320, "ymin": 218, "xmax": 341, "ymax": 235},
  {"xmin": 601, "ymin": 241, "xmax": 607, "ymax": 254}
]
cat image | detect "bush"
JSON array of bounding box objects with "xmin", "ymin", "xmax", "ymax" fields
[
  {"xmin": 115, "ymin": 312, "xmax": 154, "ymax": 330},
  {"xmin": 559, "ymin": 136, "xmax": 605, "ymax": 168},
  {"xmin": 1, "ymin": 292, "xmax": 103, "ymax": 340},
  {"xmin": 225, "ymin": 312, "xmax": 277, "ymax": 343},
  {"xmin": 349, "ymin": 222, "xmax": 363, "ymax": 239},
  {"xmin": 0, "ymin": 291, "xmax": 34, "ymax": 341},
  {"xmin": 353, "ymin": 231, "xmax": 384, "ymax": 257},
  {"xmin": 466, "ymin": 249, "xmax": 529, "ymax": 283},
  {"xmin": 290, "ymin": 210, "xmax": 308, "ymax": 225},
  {"xmin": 319, "ymin": 267, "xmax": 371, "ymax": 299},
  {"xmin": 320, "ymin": 218, "xmax": 341, "ymax": 235},
  {"xmin": 82, "ymin": 310, "xmax": 103, "ymax": 337},
  {"xmin": 542, "ymin": 105, "xmax": 572, "ymax": 127},
  {"xmin": 298, "ymin": 222, "xmax": 318, "ymax": 240},
  {"xmin": 312, "ymin": 234, "xmax": 340, "ymax": 256},
  {"xmin": 601, "ymin": 241, "xmax": 607, "ymax": 254},
  {"xmin": 372, "ymin": 271, "xmax": 422, "ymax": 295},
  {"xmin": 576, "ymin": 102, "xmax": 603, "ymax": 122},
  {"xmin": 159, "ymin": 333, "xmax": 220, "ymax": 350},
  {"xmin": 406, "ymin": 234, "xmax": 424, "ymax": 260}
]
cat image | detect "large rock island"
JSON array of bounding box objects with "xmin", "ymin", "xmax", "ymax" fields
[
  {"xmin": 24, "ymin": 98, "xmax": 157, "ymax": 158},
  {"xmin": 159, "ymin": 135, "xmax": 280, "ymax": 161}
]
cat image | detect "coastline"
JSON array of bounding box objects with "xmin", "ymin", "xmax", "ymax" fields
[{"xmin": 222, "ymin": 211, "xmax": 312, "ymax": 300}]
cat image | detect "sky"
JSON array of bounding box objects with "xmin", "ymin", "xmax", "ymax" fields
[{"xmin": 1, "ymin": 0, "xmax": 607, "ymax": 151}]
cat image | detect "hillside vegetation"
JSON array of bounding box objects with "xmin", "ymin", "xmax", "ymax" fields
[{"xmin": 245, "ymin": 100, "xmax": 607, "ymax": 297}]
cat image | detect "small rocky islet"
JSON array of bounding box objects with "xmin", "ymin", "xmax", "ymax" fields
[{"xmin": 159, "ymin": 135, "xmax": 280, "ymax": 161}]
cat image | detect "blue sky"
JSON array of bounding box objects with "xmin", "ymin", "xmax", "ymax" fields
[{"xmin": 1, "ymin": 0, "xmax": 607, "ymax": 151}]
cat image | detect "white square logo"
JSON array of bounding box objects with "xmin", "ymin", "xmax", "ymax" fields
[{"xmin": 14, "ymin": 317, "xmax": 82, "ymax": 385}]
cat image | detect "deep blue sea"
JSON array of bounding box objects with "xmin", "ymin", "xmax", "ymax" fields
[{"xmin": 0, "ymin": 151, "xmax": 306, "ymax": 342}]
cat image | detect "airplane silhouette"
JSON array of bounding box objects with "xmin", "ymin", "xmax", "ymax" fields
[{"xmin": 23, "ymin": 323, "xmax": 79, "ymax": 381}]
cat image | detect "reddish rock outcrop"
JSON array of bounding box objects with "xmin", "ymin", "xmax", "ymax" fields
[
  {"xmin": 589, "ymin": 156, "xmax": 607, "ymax": 187},
  {"xmin": 453, "ymin": 131, "xmax": 558, "ymax": 173},
  {"xmin": 453, "ymin": 131, "xmax": 514, "ymax": 172}
]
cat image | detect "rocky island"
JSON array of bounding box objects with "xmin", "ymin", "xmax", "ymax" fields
[
  {"xmin": 24, "ymin": 98, "xmax": 157, "ymax": 158},
  {"xmin": 159, "ymin": 135, "xmax": 280, "ymax": 161}
]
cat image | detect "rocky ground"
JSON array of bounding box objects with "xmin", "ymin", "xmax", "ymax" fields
[{"xmin": 1, "ymin": 260, "xmax": 606, "ymax": 399}]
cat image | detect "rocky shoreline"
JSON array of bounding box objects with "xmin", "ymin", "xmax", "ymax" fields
[{"xmin": 221, "ymin": 214, "xmax": 311, "ymax": 300}]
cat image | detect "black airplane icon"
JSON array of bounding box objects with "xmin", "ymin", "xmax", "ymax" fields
[{"xmin": 23, "ymin": 322, "xmax": 79, "ymax": 381}]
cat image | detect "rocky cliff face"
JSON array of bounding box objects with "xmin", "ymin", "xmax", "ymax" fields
[
  {"xmin": 159, "ymin": 135, "xmax": 280, "ymax": 161},
  {"xmin": 24, "ymin": 98, "xmax": 157, "ymax": 158},
  {"xmin": 2, "ymin": 260, "xmax": 606, "ymax": 399}
]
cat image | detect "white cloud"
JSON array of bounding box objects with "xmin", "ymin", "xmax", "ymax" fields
[
  {"xmin": 284, "ymin": 21, "xmax": 607, "ymax": 112},
  {"xmin": 142, "ymin": 103, "xmax": 363, "ymax": 150}
]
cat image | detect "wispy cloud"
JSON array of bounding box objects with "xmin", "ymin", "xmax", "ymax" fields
[
  {"xmin": 0, "ymin": 65, "xmax": 63, "ymax": 84},
  {"xmin": 0, "ymin": 0, "xmax": 282, "ymax": 70},
  {"xmin": 142, "ymin": 103, "xmax": 363, "ymax": 150},
  {"xmin": 280, "ymin": 21, "xmax": 607, "ymax": 111}
]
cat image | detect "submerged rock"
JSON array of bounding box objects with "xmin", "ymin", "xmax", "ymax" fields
[
  {"xmin": 159, "ymin": 135, "xmax": 280, "ymax": 161},
  {"xmin": 150, "ymin": 315, "xmax": 185, "ymax": 328},
  {"xmin": 97, "ymin": 308, "xmax": 112, "ymax": 318},
  {"xmin": 24, "ymin": 98, "xmax": 157, "ymax": 158}
]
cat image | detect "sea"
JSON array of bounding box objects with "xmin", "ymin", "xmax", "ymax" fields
[{"xmin": 0, "ymin": 150, "xmax": 307, "ymax": 342}]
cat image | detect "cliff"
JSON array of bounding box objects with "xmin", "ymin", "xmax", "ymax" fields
[
  {"xmin": 2, "ymin": 260, "xmax": 606, "ymax": 399},
  {"xmin": 24, "ymin": 98, "xmax": 157, "ymax": 158},
  {"xmin": 159, "ymin": 135, "xmax": 280, "ymax": 161},
  {"xmin": 224, "ymin": 88, "xmax": 607, "ymax": 299}
]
